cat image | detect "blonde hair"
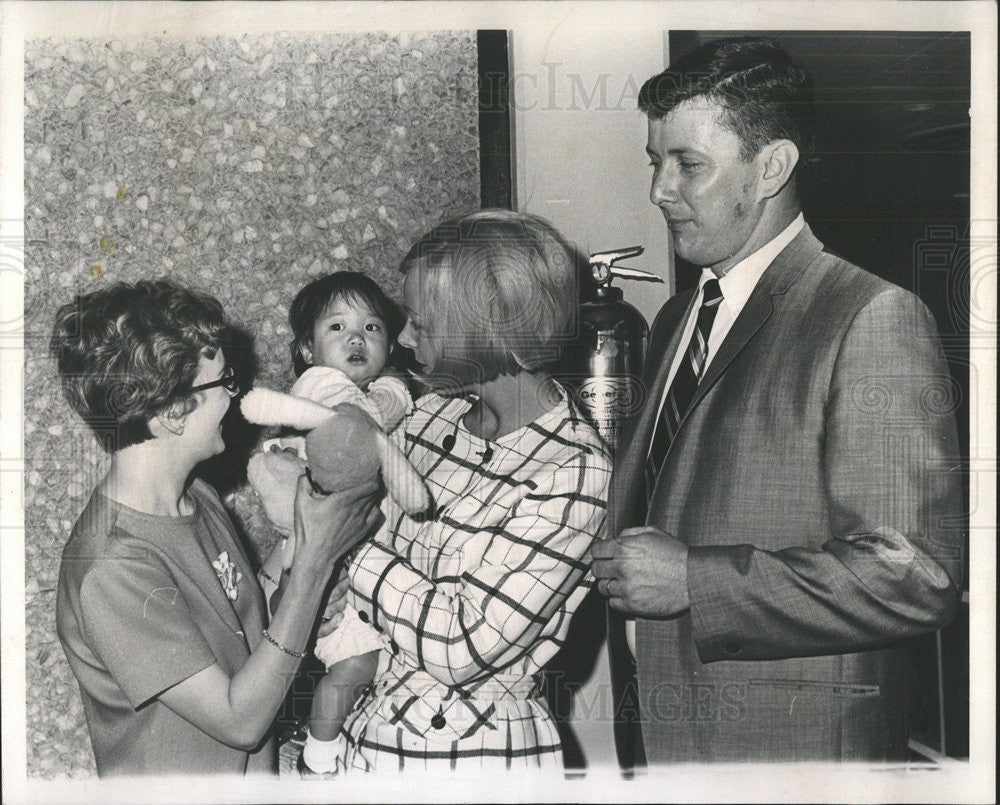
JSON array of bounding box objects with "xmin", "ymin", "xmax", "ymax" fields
[{"xmin": 400, "ymin": 210, "xmax": 582, "ymax": 390}]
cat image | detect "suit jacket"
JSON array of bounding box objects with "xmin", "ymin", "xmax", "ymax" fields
[{"xmin": 608, "ymin": 224, "xmax": 963, "ymax": 762}]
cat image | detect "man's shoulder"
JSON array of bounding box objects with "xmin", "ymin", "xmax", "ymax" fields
[
  {"xmin": 803, "ymin": 247, "xmax": 921, "ymax": 315},
  {"xmin": 813, "ymin": 245, "xmax": 883, "ymax": 282}
]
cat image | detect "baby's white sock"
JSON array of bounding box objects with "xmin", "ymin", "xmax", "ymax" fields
[{"xmin": 301, "ymin": 729, "xmax": 339, "ymax": 774}]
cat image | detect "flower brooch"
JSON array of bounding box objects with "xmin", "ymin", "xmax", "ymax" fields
[{"xmin": 213, "ymin": 551, "xmax": 243, "ymax": 601}]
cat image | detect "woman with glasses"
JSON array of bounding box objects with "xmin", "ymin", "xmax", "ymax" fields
[{"xmin": 50, "ymin": 279, "xmax": 382, "ymax": 777}]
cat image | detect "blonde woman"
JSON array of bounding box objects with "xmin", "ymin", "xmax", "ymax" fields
[{"xmin": 326, "ymin": 211, "xmax": 613, "ymax": 773}]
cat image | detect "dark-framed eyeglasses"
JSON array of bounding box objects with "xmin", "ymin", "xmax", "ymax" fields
[{"xmin": 189, "ymin": 365, "xmax": 241, "ymax": 397}]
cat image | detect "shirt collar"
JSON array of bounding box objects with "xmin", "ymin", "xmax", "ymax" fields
[{"xmin": 698, "ymin": 213, "xmax": 805, "ymax": 313}]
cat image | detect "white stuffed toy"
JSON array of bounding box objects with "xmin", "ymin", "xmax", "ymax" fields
[{"xmin": 241, "ymin": 367, "xmax": 429, "ymax": 572}]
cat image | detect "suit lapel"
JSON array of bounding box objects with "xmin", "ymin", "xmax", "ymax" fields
[
  {"xmin": 644, "ymin": 294, "xmax": 696, "ymax": 395},
  {"xmin": 685, "ymin": 224, "xmax": 825, "ymax": 424},
  {"xmin": 611, "ymin": 289, "xmax": 696, "ymax": 530},
  {"xmin": 612, "ymin": 224, "xmax": 825, "ymax": 530},
  {"xmin": 688, "ymin": 282, "xmax": 774, "ymax": 412}
]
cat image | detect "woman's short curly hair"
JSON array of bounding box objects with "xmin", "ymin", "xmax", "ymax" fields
[
  {"xmin": 49, "ymin": 279, "xmax": 228, "ymax": 452},
  {"xmin": 400, "ymin": 209, "xmax": 584, "ymax": 392}
]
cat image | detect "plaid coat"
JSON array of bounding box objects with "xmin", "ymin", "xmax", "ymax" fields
[{"xmin": 337, "ymin": 387, "xmax": 612, "ymax": 772}]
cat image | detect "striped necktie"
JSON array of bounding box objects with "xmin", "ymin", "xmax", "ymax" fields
[{"xmin": 645, "ymin": 279, "xmax": 723, "ymax": 495}]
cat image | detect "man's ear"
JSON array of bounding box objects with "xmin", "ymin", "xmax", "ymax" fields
[
  {"xmin": 149, "ymin": 403, "xmax": 187, "ymax": 439},
  {"xmin": 757, "ymin": 139, "xmax": 800, "ymax": 199}
]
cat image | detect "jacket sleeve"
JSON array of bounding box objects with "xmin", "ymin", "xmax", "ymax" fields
[{"xmin": 687, "ymin": 287, "xmax": 964, "ymax": 662}]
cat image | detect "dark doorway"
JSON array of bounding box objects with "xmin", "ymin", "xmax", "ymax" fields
[{"xmin": 478, "ymin": 30, "xmax": 515, "ymax": 209}]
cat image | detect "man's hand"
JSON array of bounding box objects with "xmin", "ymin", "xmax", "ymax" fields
[{"xmin": 591, "ymin": 527, "xmax": 690, "ymax": 616}]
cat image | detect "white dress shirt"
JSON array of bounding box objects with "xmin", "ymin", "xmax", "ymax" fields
[{"xmin": 626, "ymin": 213, "xmax": 805, "ymax": 656}]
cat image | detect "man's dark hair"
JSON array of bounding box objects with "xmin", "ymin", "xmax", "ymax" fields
[{"xmin": 638, "ymin": 38, "xmax": 815, "ymax": 163}]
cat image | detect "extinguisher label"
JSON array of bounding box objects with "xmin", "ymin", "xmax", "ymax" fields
[{"xmin": 576, "ymin": 376, "xmax": 646, "ymax": 447}]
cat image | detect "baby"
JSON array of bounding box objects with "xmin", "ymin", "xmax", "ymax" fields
[{"xmin": 251, "ymin": 271, "xmax": 410, "ymax": 776}]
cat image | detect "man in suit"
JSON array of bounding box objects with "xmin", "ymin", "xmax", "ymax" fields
[{"xmin": 591, "ymin": 38, "xmax": 963, "ymax": 763}]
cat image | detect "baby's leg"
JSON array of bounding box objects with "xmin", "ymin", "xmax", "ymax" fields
[
  {"xmin": 310, "ymin": 651, "xmax": 379, "ymax": 740},
  {"xmin": 301, "ymin": 650, "xmax": 379, "ymax": 773}
]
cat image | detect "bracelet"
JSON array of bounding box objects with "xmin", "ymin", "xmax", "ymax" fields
[
  {"xmin": 257, "ymin": 567, "xmax": 279, "ymax": 586},
  {"xmin": 261, "ymin": 629, "xmax": 307, "ymax": 659}
]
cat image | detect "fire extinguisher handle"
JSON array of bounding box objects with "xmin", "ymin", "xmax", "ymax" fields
[
  {"xmin": 589, "ymin": 245, "xmax": 645, "ymax": 266},
  {"xmin": 588, "ymin": 245, "xmax": 660, "ymax": 285},
  {"xmin": 609, "ymin": 265, "xmax": 664, "ymax": 283}
]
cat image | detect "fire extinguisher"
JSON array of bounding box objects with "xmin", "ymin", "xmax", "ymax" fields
[{"xmin": 564, "ymin": 245, "xmax": 664, "ymax": 453}]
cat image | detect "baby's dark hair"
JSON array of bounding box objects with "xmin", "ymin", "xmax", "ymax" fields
[{"xmin": 288, "ymin": 271, "xmax": 403, "ymax": 377}]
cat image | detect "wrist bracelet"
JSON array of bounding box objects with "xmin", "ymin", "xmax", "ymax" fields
[
  {"xmin": 261, "ymin": 629, "xmax": 307, "ymax": 658},
  {"xmin": 258, "ymin": 567, "xmax": 279, "ymax": 586}
]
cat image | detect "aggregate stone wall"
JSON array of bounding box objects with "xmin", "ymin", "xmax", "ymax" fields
[{"xmin": 23, "ymin": 31, "xmax": 480, "ymax": 778}]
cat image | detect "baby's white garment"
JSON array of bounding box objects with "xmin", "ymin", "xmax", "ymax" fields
[
  {"xmin": 264, "ymin": 366, "xmax": 411, "ymax": 458},
  {"xmin": 314, "ymin": 604, "xmax": 386, "ymax": 669},
  {"xmin": 252, "ymin": 365, "xmax": 411, "ymax": 662}
]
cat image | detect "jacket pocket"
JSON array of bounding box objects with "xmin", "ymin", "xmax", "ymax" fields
[{"xmin": 749, "ymin": 678, "xmax": 881, "ymax": 697}]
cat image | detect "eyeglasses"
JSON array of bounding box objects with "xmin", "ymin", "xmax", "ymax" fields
[{"xmin": 189, "ymin": 365, "xmax": 241, "ymax": 397}]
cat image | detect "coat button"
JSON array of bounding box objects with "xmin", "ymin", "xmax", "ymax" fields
[
  {"xmin": 431, "ymin": 708, "xmax": 446, "ymax": 730},
  {"xmin": 724, "ymin": 643, "xmax": 741, "ymax": 656},
  {"xmin": 358, "ymin": 609, "xmax": 369, "ymax": 623}
]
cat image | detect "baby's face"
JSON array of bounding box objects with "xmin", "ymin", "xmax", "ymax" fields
[{"xmin": 304, "ymin": 298, "xmax": 389, "ymax": 387}]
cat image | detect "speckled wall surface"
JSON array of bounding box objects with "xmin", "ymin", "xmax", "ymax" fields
[{"xmin": 23, "ymin": 31, "xmax": 479, "ymax": 778}]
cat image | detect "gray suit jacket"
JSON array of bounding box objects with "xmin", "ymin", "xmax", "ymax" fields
[{"xmin": 608, "ymin": 224, "xmax": 963, "ymax": 762}]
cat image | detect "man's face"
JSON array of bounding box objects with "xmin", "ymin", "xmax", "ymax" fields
[{"xmin": 646, "ymin": 97, "xmax": 764, "ymax": 274}]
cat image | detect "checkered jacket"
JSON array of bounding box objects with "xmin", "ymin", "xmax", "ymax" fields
[{"xmin": 339, "ymin": 386, "xmax": 611, "ymax": 771}]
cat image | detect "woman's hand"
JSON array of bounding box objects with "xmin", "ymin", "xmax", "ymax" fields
[
  {"xmin": 156, "ymin": 473, "xmax": 381, "ymax": 752},
  {"xmin": 291, "ymin": 474, "xmax": 383, "ymax": 577}
]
